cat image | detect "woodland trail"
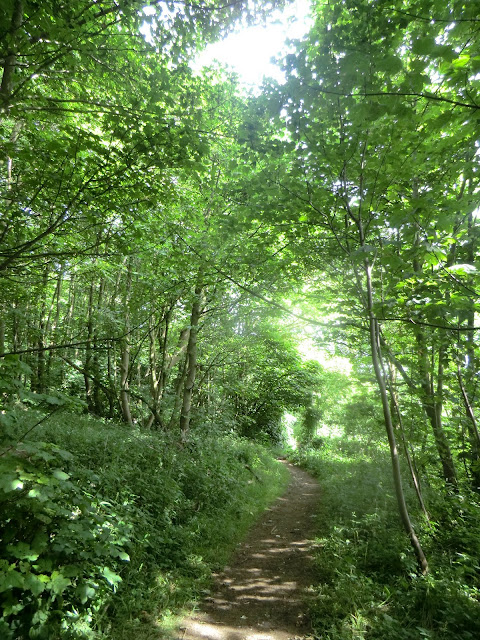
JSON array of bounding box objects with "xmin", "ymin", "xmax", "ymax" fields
[{"xmin": 179, "ymin": 462, "xmax": 321, "ymax": 640}]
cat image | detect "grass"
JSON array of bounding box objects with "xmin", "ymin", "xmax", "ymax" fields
[
  {"xmin": 290, "ymin": 437, "xmax": 480, "ymax": 640},
  {"xmin": 0, "ymin": 409, "xmax": 289, "ymax": 639}
]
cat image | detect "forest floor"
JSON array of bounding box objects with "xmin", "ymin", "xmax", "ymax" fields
[{"xmin": 178, "ymin": 462, "xmax": 321, "ymax": 640}]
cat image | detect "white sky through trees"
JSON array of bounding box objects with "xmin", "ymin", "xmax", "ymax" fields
[{"xmin": 192, "ymin": 0, "xmax": 312, "ymax": 88}]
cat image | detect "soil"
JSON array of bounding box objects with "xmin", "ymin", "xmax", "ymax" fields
[{"xmin": 179, "ymin": 462, "xmax": 321, "ymax": 640}]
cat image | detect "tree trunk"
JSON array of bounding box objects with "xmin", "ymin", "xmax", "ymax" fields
[
  {"xmin": 120, "ymin": 261, "xmax": 133, "ymax": 427},
  {"xmin": 84, "ymin": 282, "xmax": 95, "ymax": 412},
  {"xmin": 461, "ymin": 208, "xmax": 480, "ymax": 488},
  {"xmin": 367, "ymin": 283, "xmax": 428, "ymax": 571},
  {"xmin": 457, "ymin": 362, "xmax": 480, "ymax": 489},
  {"xmin": 179, "ymin": 274, "xmax": 204, "ymax": 441},
  {"xmin": 382, "ymin": 336, "xmax": 458, "ymax": 490},
  {"xmin": 360, "ymin": 215, "xmax": 428, "ymax": 573},
  {"xmin": 167, "ymin": 327, "xmax": 191, "ymax": 430},
  {"xmin": 0, "ymin": 312, "xmax": 5, "ymax": 356},
  {"xmin": 409, "ymin": 204, "xmax": 458, "ymax": 490},
  {"xmin": 45, "ymin": 268, "xmax": 63, "ymax": 384},
  {"xmin": 414, "ymin": 329, "xmax": 457, "ymax": 489},
  {"xmin": 106, "ymin": 340, "xmax": 116, "ymax": 418},
  {"xmin": 92, "ymin": 278, "xmax": 105, "ymax": 415},
  {"xmin": 12, "ymin": 300, "xmax": 19, "ymax": 354},
  {"xmin": 146, "ymin": 308, "xmax": 170, "ymax": 429},
  {"xmin": 387, "ymin": 364, "xmax": 430, "ymax": 521},
  {"xmin": 35, "ymin": 268, "xmax": 49, "ymax": 393}
]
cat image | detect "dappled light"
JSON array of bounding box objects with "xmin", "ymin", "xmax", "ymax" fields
[
  {"xmin": 181, "ymin": 464, "xmax": 320, "ymax": 640},
  {"xmin": 1, "ymin": 0, "xmax": 480, "ymax": 637}
]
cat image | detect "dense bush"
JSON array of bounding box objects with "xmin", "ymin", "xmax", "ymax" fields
[
  {"xmin": 0, "ymin": 411, "xmax": 288, "ymax": 639},
  {"xmin": 0, "ymin": 441, "xmax": 131, "ymax": 639},
  {"xmin": 290, "ymin": 438, "xmax": 480, "ymax": 640}
]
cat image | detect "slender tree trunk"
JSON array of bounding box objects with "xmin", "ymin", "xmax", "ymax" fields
[
  {"xmin": 179, "ymin": 275, "xmax": 204, "ymax": 441},
  {"xmin": 46, "ymin": 268, "xmax": 63, "ymax": 383},
  {"xmin": 414, "ymin": 329, "xmax": 457, "ymax": 489},
  {"xmin": 92, "ymin": 278, "xmax": 105, "ymax": 415},
  {"xmin": 35, "ymin": 268, "xmax": 49, "ymax": 393},
  {"xmin": 465, "ymin": 208, "xmax": 477, "ymax": 372},
  {"xmin": 356, "ymin": 198, "xmax": 428, "ymax": 573},
  {"xmin": 64, "ymin": 272, "xmax": 76, "ymax": 336},
  {"xmin": 106, "ymin": 340, "xmax": 116, "ymax": 418},
  {"xmin": 157, "ymin": 308, "xmax": 171, "ymax": 419},
  {"xmin": 457, "ymin": 363, "xmax": 480, "ymax": 448},
  {"xmin": 167, "ymin": 327, "xmax": 191, "ymax": 430},
  {"xmin": 146, "ymin": 308, "xmax": 170, "ymax": 429},
  {"xmin": 168, "ymin": 355, "xmax": 188, "ymax": 430},
  {"xmin": 103, "ymin": 261, "xmax": 123, "ymax": 418},
  {"xmin": 409, "ymin": 203, "xmax": 458, "ymax": 490},
  {"xmin": 146, "ymin": 314, "xmax": 159, "ymax": 429},
  {"xmin": 457, "ymin": 362, "xmax": 480, "ymax": 489},
  {"xmin": 365, "ymin": 263, "xmax": 428, "ymax": 573},
  {"xmin": 0, "ymin": 312, "xmax": 5, "ymax": 356},
  {"xmin": 120, "ymin": 330, "xmax": 133, "ymax": 426},
  {"xmin": 382, "ymin": 336, "xmax": 459, "ymax": 490},
  {"xmin": 387, "ymin": 364, "xmax": 430, "ymax": 521},
  {"xmin": 461, "ymin": 208, "xmax": 480, "ymax": 487},
  {"xmin": 120, "ymin": 261, "xmax": 133, "ymax": 427},
  {"xmin": 60, "ymin": 272, "xmax": 76, "ymax": 385},
  {"xmin": 12, "ymin": 300, "xmax": 19, "ymax": 353},
  {"xmin": 84, "ymin": 282, "xmax": 95, "ymax": 412}
]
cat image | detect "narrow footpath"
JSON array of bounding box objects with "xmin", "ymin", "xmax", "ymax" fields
[{"xmin": 180, "ymin": 463, "xmax": 321, "ymax": 640}]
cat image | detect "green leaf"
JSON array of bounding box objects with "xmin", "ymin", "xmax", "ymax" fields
[
  {"xmin": 6, "ymin": 542, "xmax": 39, "ymax": 561},
  {"xmin": 111, "ymin": 549, "xmax": 130, "ymax": 561},
  {"xmin": 0, "ymin": 475, "xmax": 24, "ymax": 492},
  {"xmin": 451, "ymin": 55, "xmax": 471, "ymax": 69},
  {"xmin": 412, "ymin": 37, "xmax": 436, "ymax": 56},
  {"xmin": 378, "ymin": 55, "xmax": 403, "ymax": 74},
  {"xmin": 48, "ymin": 571, "xmax": 71, "ymax": 595},
  {"xmin": 43, "ymin": 394, "xmax": 65, "ymax": 406},
  {"xmin": 0, "ymin": 570, "xmax": 24, "ymax": 592},
  {"xmin": 24, "ymin": 573, "xmax": 47, "ymax": 597},
  {"xmin": 52, "ymin": 469, "xmax": 70, "ymax": 481},
  {"xmin": 100, "ymin": 566, "xmax": 122, "ymax": 589},
  {"xmin": 31, "ymin": 609, "xmax": 48, "ymax": 626},
  {"xmin": 406, "ymin": 73, "xmax": 429, "ymax": 93},
  {"xmin": 76, "ymin": 582, "xmax": 96, "ymax": 604}
]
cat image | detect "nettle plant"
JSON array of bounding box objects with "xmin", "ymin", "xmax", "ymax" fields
[{"xmin": 0, "ymin": 441, "xmax": 131, "ymax": 639}]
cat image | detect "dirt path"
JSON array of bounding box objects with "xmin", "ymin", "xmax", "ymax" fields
[{"xmin": 180, "ymin": 462, "xmax": 321, "ymax": 640}]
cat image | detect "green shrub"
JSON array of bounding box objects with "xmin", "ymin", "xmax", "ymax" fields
[
  {"xmin": 1, "ymin": 411, "xmax": 288, "ymax": 639},
  {"xmin": 0, "ymin": 441, "xmax": 130, "ymax": 639},
  {"xmin": 292, "ymin": 438, "xmax": 480, "ymax": 640}
]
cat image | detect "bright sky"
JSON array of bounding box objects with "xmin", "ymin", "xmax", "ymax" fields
[{"xmin": 192, "ymin": 0, "xmax": 312, "ymax": 88}]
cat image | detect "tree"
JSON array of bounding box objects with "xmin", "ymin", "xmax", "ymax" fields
[
  {"xmin": 0, "ymin": 0, "xmax": 288, "ymax": 436},
  {"xmin": 245, "ymin": 0, "xmax": 480, "ymax": 570}
]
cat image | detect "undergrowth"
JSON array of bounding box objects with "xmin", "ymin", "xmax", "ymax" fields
[
  {"xmin": 0, "ymin": 410, "xmax": 289, "ymax": 639},
  {"xmin": 290, "ymin": 439, "xmax": 480, "ymax": 640}
]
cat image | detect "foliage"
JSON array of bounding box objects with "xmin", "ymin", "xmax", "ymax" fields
[
  {"xmin": 291, "ymin": 438, "xmax": 480, "ymax": 640},
  {"xmin": 0, "ymin": 411, "xmax": 288, "ymax": 639},
  {"xmin": 1, "ymin": 0, "xmax": 480, "ymax": 633},
  {"xmin": 207, "ymin": 322, "xmax": 323, "ymax": 442},
  {"xmin": 0, "ymin": 439, "xmax": 130, "ymax": 639}
]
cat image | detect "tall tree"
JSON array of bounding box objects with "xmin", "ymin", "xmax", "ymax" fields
[{"xmin": 245, "ymin": 0, "xmax": 480, "ymax": 569}]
